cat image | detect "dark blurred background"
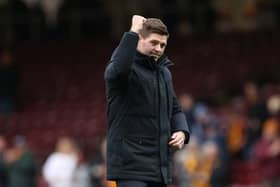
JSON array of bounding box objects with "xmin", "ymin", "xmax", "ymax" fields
[{"xmin": 0, "ymin": 0, "xmax": 280, "ymax": 187}]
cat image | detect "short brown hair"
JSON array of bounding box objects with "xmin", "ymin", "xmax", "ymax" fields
[{"xmin": 139, "ymin": 18, "xmax": 169, "ymax": 38}]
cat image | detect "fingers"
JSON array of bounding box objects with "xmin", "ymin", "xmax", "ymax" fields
[
  {"xmin": 169, "ymin": 141, "xmax": 184, "ymax": 150},
  {"xmin": 168, "ymin": 131, "xmax": 185, "ymax": 149},
  {"xmin": 168, "ymin": 137, "xmax": 184, "ymax": 147},
  {"xmin": 130, "ymin": 15, "xmax": 146, "ymax": 33}
]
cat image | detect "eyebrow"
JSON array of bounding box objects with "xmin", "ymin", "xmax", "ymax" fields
[{"xmin": 151, "ymin": 40, "xmax": 167, "ymax": 47}]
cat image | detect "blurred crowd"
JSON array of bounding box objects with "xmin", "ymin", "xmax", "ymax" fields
[
  {"xmin": 173, "ymin": 82, "xmax": 280, "ymax": 187},
  {"xmin": 0, "ymin": 135, "xmax": 116, "ymax": 187},
  {"xmin": 0, "ymin": 81, "xmax": 279, "ymax": 187},
  {"xmin": 0, "ymin": 0, "xmax": 280, "ymax": 42}
]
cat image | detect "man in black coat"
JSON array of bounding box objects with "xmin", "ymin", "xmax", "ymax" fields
[{"xmin": 104, "ymin": 15, "xmax": 190, "ymax": 187}]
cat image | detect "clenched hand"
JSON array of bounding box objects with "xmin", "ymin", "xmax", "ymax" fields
[{"xmin": 130, "ymin": 15, "xmax": 146, "ymax": 34}]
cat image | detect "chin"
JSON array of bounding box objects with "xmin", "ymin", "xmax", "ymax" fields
[
  {"xmin": 150, "ymin": 54, "xmax": 160, "ymax": 60},
  {"xmin": 151, "ymin": 56, "xmax": 159, "ymax": 61}
]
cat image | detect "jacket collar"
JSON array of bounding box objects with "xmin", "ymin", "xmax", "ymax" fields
[{"xmin": 134, "ymin": 51, "xmax": 173, "ymax": 70}]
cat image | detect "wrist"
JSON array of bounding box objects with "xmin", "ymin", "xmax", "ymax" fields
[
  {"xmin": 130, "ymin": 28, "xmax": 139, "ymax": 34},
  {"xmin": 129, "ymin": 30, "xmax": 138, "ymax": 35}
]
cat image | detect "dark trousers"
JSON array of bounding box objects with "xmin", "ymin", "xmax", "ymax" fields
[{"xmin": 116, "ymin": 180, "xmax": 167, "ymax": 187}]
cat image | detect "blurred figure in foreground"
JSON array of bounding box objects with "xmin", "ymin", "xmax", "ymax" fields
[
  {"xmin": 4, "ymin": 135, "xmax": 36, "ymax": 187},
  {"xmin": 42, "ymin": 136, "xmax": 78, "ymax": 187}
]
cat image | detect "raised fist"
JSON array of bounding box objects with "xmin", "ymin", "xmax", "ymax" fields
[{"xmin": 130, "ymin": 15, "xmax": 146, "ymax": 34}]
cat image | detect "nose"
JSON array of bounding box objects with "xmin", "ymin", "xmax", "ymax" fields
[{"xmin": 155, "ymin": 44, "xmax": 161, "ymax": 52}]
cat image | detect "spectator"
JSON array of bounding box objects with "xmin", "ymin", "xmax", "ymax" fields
[
  {"xmin": 198, "ymin": 141, "xmax": 220, "ymax": 187},
  {"xmin": 4, "ymin": 135, "xmax": 37, "ymax": 187},
  {"xmin": 243, "ymin": 82, "xmax": 268, "ymax": 156},
  {"xmin": 226, "ymin": 96, "xmax": 248, "ymax": 160},
  {"xmin": 89, "ymin": 138, "xmax": 105, "ymax": 187},
  {"xmin": 202, "ymin": 119, "xmax": 229, "ymax": 187},
  {"xmin": 42, "ymin": 136, "xmax": 78, "ymax": 187},
  {"xmin": 191, "ymin": 103, "xmax": 209, "ymax": 142},
  {"xmin": 179, "ymin": 93, "xmax": 195, "ymax": 131},
  {"xmin": 174, "ymin": 135, "xmax": 199, "ymax": 187},
  {"xmin": 182, "ymin": 140, "xmax": 220, "ymax": 187},
  {"xmin": 72, "ymin": 144, "xmax": 91, "ymax": 187},
  {"xmin": 90, "ymin": 138, "xmax": 116, "ymax": 187}
]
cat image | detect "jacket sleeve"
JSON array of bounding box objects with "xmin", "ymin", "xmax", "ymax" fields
[
  {"xmin": 170, "ymin": 86, "xmax": 190, "ymax": 144},
  {"xmin": 104, "ymin": 32, "xmax": 139, "ymax": 81}
]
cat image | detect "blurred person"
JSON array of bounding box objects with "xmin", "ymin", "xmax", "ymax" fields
[
  {"xmin": 243, "ymin": 82, "xmax": 268, "ymax": 158},
  {"xmin": 191, "ymin": 102, "xmax": 229, "ymax": 173},
  {"xmin": 207, "ymin": 139, "xmax": 229, "ymax": 187},
  {"xmin": 191, "ymin": 103, "xmax": 207, "ymax": 140},
  {"xmin": 183, "ymin": 141, "xmax": 220, "ymax": 187},
  {"xmin": 198, "ymin": 141, "xmax": 220, "ymax": 187},
  {"xmin": 0, "ymin": 135, "xmax": 7, "ymax": 187},
  {"xmin": 104, "ymin": 15, "xmax": 190, "ymax": 187},
  {"xmin": 0, "ymin": 49, "xmax": 18, "ymax": 115},
  {"xmin": 254, "ymin": 117, "xmax": 280, "ymax": 187},
  {"xmin": 179, "ymin": 93, "xmax": 195, "ymax": 131},
  {"xmin": 226, "ymin": 96, "xmax": 248, "ymax": 160},
  {"xmin": 72, "ymin": 144, "xmax": 91, "ymax": 187},
  {"xmin": 90, "ymin": 138, "xmax": 116, "ymax": 187},
  {"xmin": 174, "ymin": 135, "xmax": 200, "ymax": 187},
  {"xmin": 4, "ymin": 135, "xmax": 36, "ymax": 187},
  {"xmin": 90, "ymin": 138, "xmax": 106, "ymax": 187},
  {"xmin": 201, "ymin": 118, "xmax": 229, "ymax": 187},
  {"xmin": 42, "ymin": 136, "xmax": 78, "ymax": 187},
  {"xmin": 191, "ymin": 102, "xmax": 211, "ymax": 144}
]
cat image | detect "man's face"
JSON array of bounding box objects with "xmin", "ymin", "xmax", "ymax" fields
[{"xmin": 137, "ymin": 33, "xmax": 168, "ymax": 61}]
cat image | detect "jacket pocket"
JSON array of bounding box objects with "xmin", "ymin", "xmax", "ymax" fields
[{"xmin": 121, "ymin": 136, "xmax": 158, "ymax": 172}]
